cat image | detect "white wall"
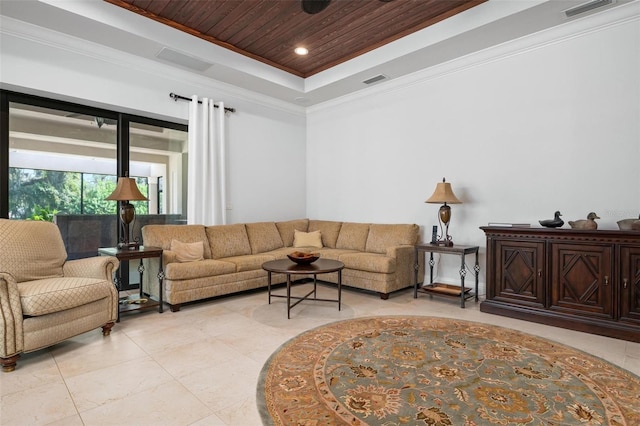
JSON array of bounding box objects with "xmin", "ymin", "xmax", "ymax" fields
[
  {"xmin": 2, "ymin": 6, "xmax": 639, "ymax": 292},
  {"xmin": 0, "ymin": 24, "xmax": 307, "ymax": 224},
  {"xmin": 306, "ymin": 11, "xmax": 640, "ymax": 291}
]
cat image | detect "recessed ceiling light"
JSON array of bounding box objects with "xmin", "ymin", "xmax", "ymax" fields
[{"xmin": 294, "ymin": 47, "xmax": 309, "ymax": 55}]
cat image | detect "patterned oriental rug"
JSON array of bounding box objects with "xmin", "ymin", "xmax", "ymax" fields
[{"xmin": 257, "ymin": 316, "xmax": 640, "ymax": 425}]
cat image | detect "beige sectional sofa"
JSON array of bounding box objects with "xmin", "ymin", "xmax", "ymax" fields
[{"xmin": 141, "ymin": 219, "xmax": 422, "ymax": 312}]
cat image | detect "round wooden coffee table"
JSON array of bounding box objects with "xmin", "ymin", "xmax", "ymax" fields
[{"xmin": 262, "ymin": 258, "xmax": 344, "ymax": 319}]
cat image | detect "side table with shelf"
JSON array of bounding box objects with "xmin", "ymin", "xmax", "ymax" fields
[
  {"xmin": 414, "ymin": 243, "xmax": 480, "ymax": 308},
  {"xmin": 98, "ymin": 246, "xmax": 164, "ymax": 321}
]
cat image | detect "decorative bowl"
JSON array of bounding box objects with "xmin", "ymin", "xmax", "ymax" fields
[{"xmin": 287, "ymin": 251, "xmax": 320, "ymax": 264}]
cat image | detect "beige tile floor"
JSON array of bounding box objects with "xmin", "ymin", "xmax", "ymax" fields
[{"xmin": 2, "ymin": 283, "xmax": 639, "ymax": 426}]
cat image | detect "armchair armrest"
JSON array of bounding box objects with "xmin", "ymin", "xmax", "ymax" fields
[
  {"xmin": 63, "ymin": 256, "xmax": 119, "ymax": 282},
  {"xmin": 0, "ymin": 272, "xmax": 24, "ymax": 358}
]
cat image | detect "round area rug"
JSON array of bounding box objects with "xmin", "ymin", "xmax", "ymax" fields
[{"xmin": 257, "ymin": 316, "xmax": 640, "ymax": 425}]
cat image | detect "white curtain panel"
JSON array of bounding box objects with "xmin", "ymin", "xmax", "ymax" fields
[{"xmin": 187, "ymin": 96, "xmax": 227, "ymax": 225}]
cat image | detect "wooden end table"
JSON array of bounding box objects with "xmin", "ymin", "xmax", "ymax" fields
[
  {"xmin": 414, "ymin": 243, "xmax": 480, "ymax": 308},
  {"xmin": 262, "ymin": 258, "xmax": 344, "ymax": 319},
  {"xmin": 98, "ymin": 246, "xmax": 164, "ymax": 321}
]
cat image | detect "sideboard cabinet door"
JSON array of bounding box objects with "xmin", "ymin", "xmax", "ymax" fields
[
  {"xmin": 620, "ymin": 246, "xmax": 640, "ymax": 326},
  {"xmin": 550, "ymin": 243, "xmax": 613, "ymax": 320},
  {"xmin": 494, "ymin": 240, "xmax": 545, "ymax": 308}
]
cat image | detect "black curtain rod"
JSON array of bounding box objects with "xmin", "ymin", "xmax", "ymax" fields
[{"xmin": 169, "ymin": 92, "xmax": 236, "ymax": 113}]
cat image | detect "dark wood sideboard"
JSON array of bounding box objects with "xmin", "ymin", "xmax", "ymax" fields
[{"xmin": 480, "ymin": 226, "xmax": 640, "ymax": 342}]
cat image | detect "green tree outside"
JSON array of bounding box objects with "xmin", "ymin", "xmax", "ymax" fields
[
  {"xmin": 9, "ymin": 168, "xmax": 80, "ymax": 219},
  {"xmin": 83, "ymin": 174, "xmax": 118, "ymax": 215},
  {"xmin": 9, "ymin": 168, "xmax": 148, "ymax": 219}
]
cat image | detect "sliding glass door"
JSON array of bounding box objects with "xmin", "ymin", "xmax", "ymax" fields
[
  {"xmin": 129, "ymin": 119, "xmax": 187, "ymax": 224},
  {"xmin": 8, "ymin": 102, "xmax": 118, "ymax": 221},
  {"xmin": 1, "ymin": 90, "xmax": 188, "ymax": 289}
]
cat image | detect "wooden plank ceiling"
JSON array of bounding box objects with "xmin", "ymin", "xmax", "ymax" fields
[{"xmin": 105, "ymin": 0, "xmax": 486, "ymax": 78}]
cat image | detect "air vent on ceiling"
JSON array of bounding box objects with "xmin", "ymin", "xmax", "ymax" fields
[
  {"xmin": 363, "ymin": 74, "xmax": 388, "ymax": 85},
  {"xmin": 564, "ymin": 0, "xmax": 614, "ymax": 18},
  {"xmin": 156, "ymin": 47, "xmax": 213, "ymax": 72}
]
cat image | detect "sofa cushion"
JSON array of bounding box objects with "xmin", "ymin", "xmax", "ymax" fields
[
  {"xmin": 17, "ymin": 277, "xmax": 114, "ymax": 316},
  {"xmin": 293, "ymin": 230, "xmax": 323, "ymax": 248},
  {"xmin": 164, "ymin": 259, "xmax": 236, "ymax": 280},
  {"xmin": 336, "ymin": 222, "xmax": 370, "ymax": 251},
  {"xmin": 142, "ymin": 225, "xmax": 212, "ymax": 259},
  {"xmin": 365, "ymin": 224, "xmax": 419, "ymax": 254},
  {"xmin": 263, "ymin": 247, "xmax": 298, "ymax": 260},
  {"xmin": 205, "ymin": 224, "xmax": 251, "ymax": 259},
  {"xmin": 315, "ymin": 248, "xmax": 358, "ymax": 260},
  {"xmin": 338, "ymin": 252, "xmax": 396, "ymax": 274},
  {"xmin": 276, "ymin": 219, "xmax": 309, "ymax": 247},
  {"xmin": 221, "ymin": 254, "xmax": 275, "ymax": 272},
  {"xmin": 171, "ymin": 240, "xmax": 205, "ymax": 262},
  {"xmin": 245, "ymin": 222, "xmax": 284, "ymax": 254},
  {"xmin": 308, "ymin": 220, "xmax": 342, "ymax": 248},
  {"xmin": 0, "ymin": 219, "xmax": 66, "ymax": 283}
]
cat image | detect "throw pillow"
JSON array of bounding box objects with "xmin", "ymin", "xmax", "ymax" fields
[
  {"xmin": 276, "ymin": 219, "xmax": 310, "ymax": 246},
  {"xmin": 171, "ymin": 239, "xmax": 204, "ymax": 263},
  {"xmin": 293, "ymin": 230, "xmax": 323, "ymax": 248}
]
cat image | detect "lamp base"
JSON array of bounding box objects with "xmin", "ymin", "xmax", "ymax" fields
[
  {"xmin": 430, "ymin": 240, "xmax": 454, "ymax": 247},
  {"xmin": 118, "ymin": 242, "xmax": 140, "ymax": 250}
]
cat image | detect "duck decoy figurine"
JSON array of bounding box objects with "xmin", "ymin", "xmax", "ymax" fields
[
  {"xmin": 568, "ymin": 212, "xmax": 600, "ymax": 230},
  {"xmin": 539, "ymin": 211, "xmax": 564, "ymax": 228},
  {"xmin": 617, "ymin": 214, "xmax": 640, "ymax": 230}
]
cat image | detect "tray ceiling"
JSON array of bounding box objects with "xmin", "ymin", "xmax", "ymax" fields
[
  {"xmin": 104, "ymin": 0, "xmax": 486, "ymax": 78},
  {"xmin": 2, "ymin": 0, "xmax": 630, "ymax": 106}
]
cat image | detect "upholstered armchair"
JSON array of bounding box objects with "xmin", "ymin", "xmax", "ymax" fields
[{"xmin": 0, "ymin": 219, "xmax": 119, "ymax": 372}]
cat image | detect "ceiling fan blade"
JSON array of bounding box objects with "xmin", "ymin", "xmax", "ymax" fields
[
  {"xmin": 301, "ymin": 0, "xmax": 331, "ymax": 14},
  {"xmin": 94, "ymin": 117, "xmax": 117, "ymax": 128}
]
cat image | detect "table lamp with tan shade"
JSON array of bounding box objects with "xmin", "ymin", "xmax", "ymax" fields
[
  {"xmin": 425, "ymin": 177, "xmax": 461, "ymax": 247},
  {"xmin": 106, "ymin": 176, "xmax": 148, "ymax": 250}
]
